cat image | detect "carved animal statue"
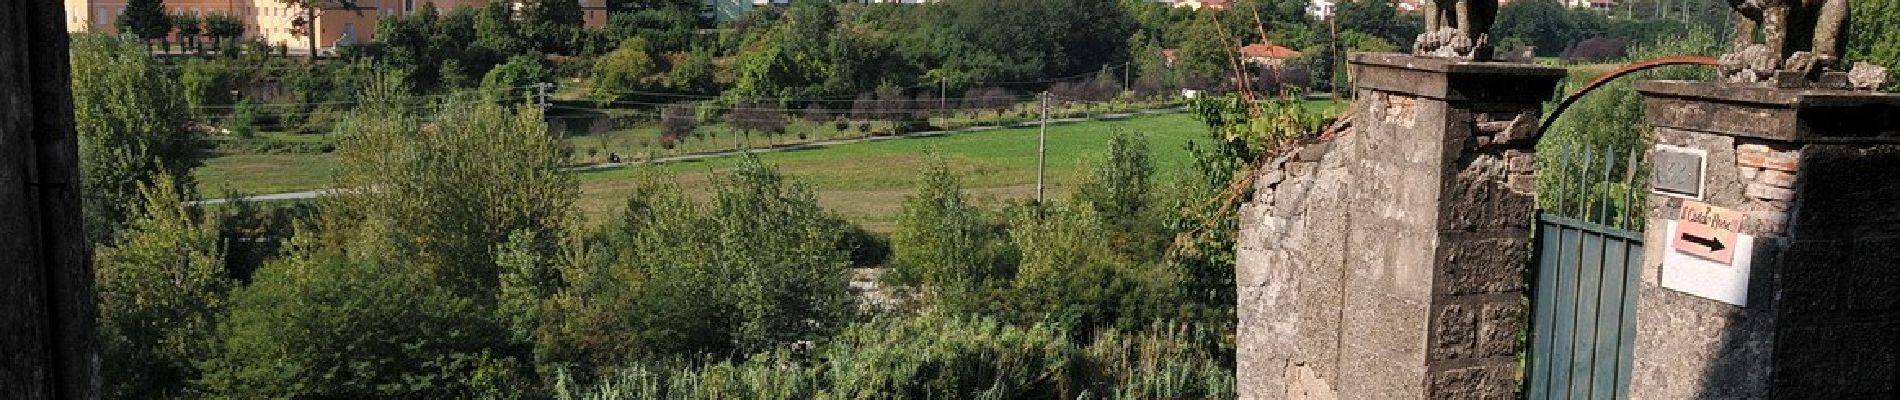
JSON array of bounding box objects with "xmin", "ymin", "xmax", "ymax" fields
[
  {"xmin": 1413, "ymin": 0, "xmax": 1499, "ymax": 60},
  {"xmin": 1724, "ymin": 0, "xmax": 1849, "ymax": 75}
]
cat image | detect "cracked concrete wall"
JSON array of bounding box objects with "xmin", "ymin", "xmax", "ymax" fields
[{"xmin": 1236, "ymin": 54, "xmax": 1560, "ymax": 400}]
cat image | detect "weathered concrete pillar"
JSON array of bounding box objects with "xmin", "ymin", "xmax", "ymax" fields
[
  {"xmin": 1235, "ymin": 54, "xmax": 1563, "ymax": 399},
  {"xmin": 1631, "ymin": 81, "xmax": 1900, "ymax": 398}
]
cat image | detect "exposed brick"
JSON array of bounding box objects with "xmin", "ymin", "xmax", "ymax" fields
[
  {"xmin": 1747, "ymin": 183, "xmax": 1795, "ymax": 201},
  {"xmin": 1737, "ymin": 143, "xmax": 1773, "ymax": 154},
  {"xmin": 1762, "ymin": 152, "xmax": 1800, "ymax": 172},
  {"xmin": 1740, "ymin": 166, "xmax": 1761, "ymax": 180},
  {"xmin": 1758, "ymin": 169, "xmax": 1797, "ymax": 188},
  {"xmin": 1739, "ymin": 148, "xmax": 1770, "ymax": 168}
]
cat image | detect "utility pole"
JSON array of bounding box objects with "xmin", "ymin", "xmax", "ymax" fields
[{"xmin": 1036, "ymin": 91, "xmax": 1049, "ymax": 205}]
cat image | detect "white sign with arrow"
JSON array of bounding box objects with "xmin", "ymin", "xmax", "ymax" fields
[{"xmin": 1660, "ymin": 201, "xmax": 1757, "ymax": 307}]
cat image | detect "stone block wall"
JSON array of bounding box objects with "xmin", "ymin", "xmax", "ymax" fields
[
  {"xmin": 1234, "ymin": 54, "xmax": 1562, "ymax": 399},
  {"xmin": 1632, "ymin": 81, "xmax": 1900, "ymax": 398}
]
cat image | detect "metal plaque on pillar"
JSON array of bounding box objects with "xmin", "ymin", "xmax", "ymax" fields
[{"xmin": 1652, "ymin": 145, "xmax": 1706, "ymax": 199}]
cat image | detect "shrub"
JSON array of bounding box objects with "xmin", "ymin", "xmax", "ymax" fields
[
  {"xmin": 199, "ymin": 234, "xmax": 530, "ymax": 398},
  {"xmin": 544, "ymin": 158, "xmax": 856, "ymax": 371},
  {"xmin": 95, "ymin": 174, "xmax": 228, "ymax": 399},
  {"xmin": 886, "ymin": 156, "xmax": 1012, "ymax": 294}
]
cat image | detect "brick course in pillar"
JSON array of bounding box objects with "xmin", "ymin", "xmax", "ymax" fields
[{"xmin": 1233, "ymin": 54, "xmax": 1563, "ymax": 399}]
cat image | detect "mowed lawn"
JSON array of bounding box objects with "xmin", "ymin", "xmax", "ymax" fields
[
  {"xmin": 195, "ymin": 153, "xmax": 340, "ymax": 196},
  {"xmin": 575, "ymin": 112, "xmax": 1212, "ymax": 232},
  {"xmin": 190, "ymin": 111, "xmax": 1233, "ymax": 231}
]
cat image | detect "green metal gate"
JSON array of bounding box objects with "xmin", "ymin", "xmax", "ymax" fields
[{"xmin": 1526, "ymin": 145, "xmax": 1644, "ymax": 400}]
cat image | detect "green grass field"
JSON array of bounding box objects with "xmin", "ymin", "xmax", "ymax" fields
[
  {"xmin": 190, "ymin": 99, "xmax": 1362, "ymax": 230},
  {"xmin": 574, "ymin": 112, "xmax": 1212, "ymax": 231}
]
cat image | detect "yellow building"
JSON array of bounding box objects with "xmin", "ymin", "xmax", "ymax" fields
[{"xmin": 64, "ymin": 0, "xmax": 608, "ymax": 52}]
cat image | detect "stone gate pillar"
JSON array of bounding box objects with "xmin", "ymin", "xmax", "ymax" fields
[
  {"xmin": 1631, "ymin": 81, "xmax": 1900, "ymax": 398},
  {"xmin": 1235, "ymin": 54, "xmax": 1563, "ymax": 399}
]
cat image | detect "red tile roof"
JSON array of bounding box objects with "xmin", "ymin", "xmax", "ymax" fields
[{"xmin": 1239, "ymin": 43, "xmax": 1303, "ymax": 59}]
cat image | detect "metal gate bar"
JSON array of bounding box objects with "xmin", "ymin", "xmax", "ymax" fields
[{"xmin": 1527, "ymin": 144, "xmax": 1645, "ymax": 400}]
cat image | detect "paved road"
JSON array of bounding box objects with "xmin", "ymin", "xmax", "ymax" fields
[{"xmin": 190, "ymin": 107, "xmax": 1187, "ymax": 206}]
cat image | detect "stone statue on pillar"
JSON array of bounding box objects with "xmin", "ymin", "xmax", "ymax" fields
[
  {"xmin": 1719, "ymin": 0, "xmax": 1888, "ymax": 90},
  {"xmin": 1413, "ymin": 0, "xmax": 1498, "ymax": 60}
]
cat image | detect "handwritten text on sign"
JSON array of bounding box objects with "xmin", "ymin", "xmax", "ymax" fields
[{"xmin": 1673, "ymin": 201, "xmax": 1741, "ymax": 264}]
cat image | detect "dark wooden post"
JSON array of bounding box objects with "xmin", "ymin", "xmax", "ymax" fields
[{"xmin": 1, "ymin": 0, "xmax": 99, "ymax": 398}]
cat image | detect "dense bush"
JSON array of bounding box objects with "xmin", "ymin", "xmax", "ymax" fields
[
  {"xmin": 95, "ymin": 174, "xmax": 228, "ymax": 399},
  {"xmin": 540, "ymin": 158, "xmax": 857, "ymax": 374},
  {"xmin": 322, "ymin": 78, "xmax": 578, "ymax": 301},
  {"xmin": 199, "ymin": 236, "xmax": 531, "ymax": 398}
]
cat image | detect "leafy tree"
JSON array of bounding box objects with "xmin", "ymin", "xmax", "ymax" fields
[
  {"xmin": 1495, "ymin": 0, "xmax": 1604, "ymax": 57},
  {"xmin": 727, "ymin": 100, "xmax": 788, "ymax": 142},
  {"xmin": 198, "ymin": 235, "xmax": 529, "ymax": 398},
  {"xmin": 607, "ymin": 6, "xmax": 699, "ymax": 53},
  {"xmin": 70, "ymin": 34, "xmax": 200, "ymax": 241},
  {"xmin": 1335, "ymin": 0, "xmax": 1422, "ymax": 49},
  {"xmin": 522, "ymin": 0, "xmax": 586, "ymax": 54},
  {"xmin": 203, "ymin": 13, "xmax": 246, "ymax": 53},
  {"xmin": 322, "ymin": 70, "xmax": 579, "ymax": 302},
  {"xmin": 275, "ymin": 0, "xmax": 361, "ymax": 58},
  {"xmin": 1176, "ymin": 14, "xmax": 1232, "ymax": 90},
  {"xmin": 226, "ymin": 99, "xmax": 259, "ymax": 138},
  {"xmin": 483, "ymin": 55, "xmax": 552, "ymax": 100},
  {"xmin": 171, "ymin": 13, "xmax": 202, "ymax": 51},
  {"xmin": 180, "ymin": 58, "xmax": 233, "ymax": 115},
  {"xmin": 659, "ymin": 103, "xmax": 697, "ymax": 138},
  {"xmin": 589, "ymin": 38, "xmax": 657, "ymax": 105},
  {"xmin": 95, "ymin": 173, "xmax": 228, "ymax": 399},
  {"xmin": 667, "ymin": 45, "xmax": 717, "ymax": 94},
  {"xmin": 886, "ymin": 156, "xmax": 1011, "ymax": 303},
  {"xmin": 118, "ymin": 0, "xmax": 171, "ymax": 50},
  {"xmin": 1072, "ymin": 133, "xmax": 1164, "ymax": 259},
  {"xmin": 549, "ymin": 159, "xmax": 856, "ymax": 369}
]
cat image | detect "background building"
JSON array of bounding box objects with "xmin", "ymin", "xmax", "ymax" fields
[{"xmin": 63, "ymin": 0, "xmax": 607, "ymax": 52}]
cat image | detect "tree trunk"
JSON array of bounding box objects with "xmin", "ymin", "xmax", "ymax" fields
[
  {"xmin": 306, "ymin": 6, "xmax": 318, "ymax": 61},
  {"xmin": 0, "ymin": 0, "xmax": 99, "ymax": 399}
]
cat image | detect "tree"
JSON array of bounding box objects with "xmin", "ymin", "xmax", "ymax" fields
[
  {"xmin": 275, "ymin": 0, "xmax": 360, "ymax": 59},
  {"xmin": 666, "ymin": 45, "xmax": 717, "ymax": 94},
  {"xmin": 727, "ymin": 100, "xmax": 787, "ymax": 142},
  {"xmin": 482, "ymin": 55, "xmax": 551, "ymax": 100},
  {"xmin": 887, "ymin": 157, "xmax": 1009, "ymax": 298},
  {"xmin": 659, "ymin": 103, "xmax": 697, "ymax": 139},
  {"xmin": 119, "ymin": 0, "xmax": 171, "ymax": 50},
  {"xmin": 70, "ymin": 34, "xmax": 200, "ymax": 241},
  {"xmin": 549, "ymin": 158, "xmax": 855, "ymax": 368},
  {"xmin": 95, "ymin": 173, "xmax": 228, "ymax": 399},
  {"xmin": 203, "ymin": 13, "xmax": 245, "ymax": 53},
  {"xmin": 171, "ymin": 13, "xmax": 202, "ymax": 52},
  {"xmin": 180, "ymin": 58, "xmax": 233, "ymax": 115},
  {"xmin": 589, "ymin": 38, "xmax": 657, "ymax": 105},
  {"xmin": 522, "ymin": 0, "xmax": 585, "ymax": 53},
  {"xmin": 323, "ymin": 70, "xmax": 579, "ymax": 302},
  {"xmin": 1494, "ymin": 0, "xmax": 1600, "ymax": 57},
  {"xmin": 198, "ymin": 240, "xmax": 528, "ymax": 398}
]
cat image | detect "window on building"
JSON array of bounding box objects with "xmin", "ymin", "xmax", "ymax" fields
[{"xmin": 404, "ymin": 0, "xmax": 414, "ymax": 13}]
